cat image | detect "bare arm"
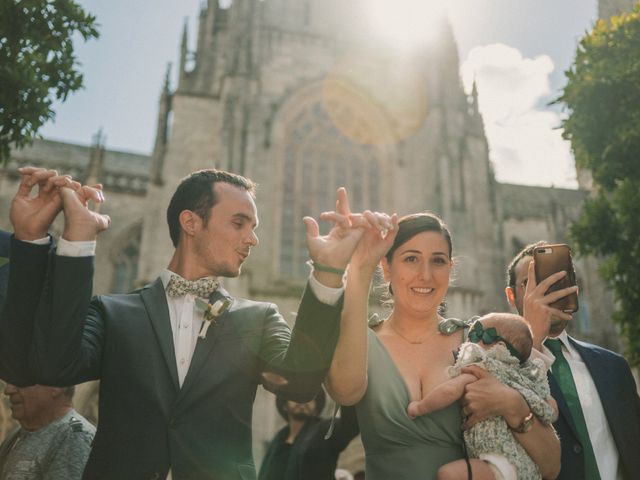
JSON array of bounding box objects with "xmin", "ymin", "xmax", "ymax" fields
[
  {"xmin": 325, "ymin": 211, "xmax": 397, "ymax": 405},
  {"xmin": 408, "ymin": 373, "xmax": 477, "ymax": 418},
  {"xmin": 462, "ymin": 366, "xmax": 561, "ymax": 480}
]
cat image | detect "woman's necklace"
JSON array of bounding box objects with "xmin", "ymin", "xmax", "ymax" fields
[{"xmin": 388, "ymin": 320, "xmax": 438, "ymax": 345}]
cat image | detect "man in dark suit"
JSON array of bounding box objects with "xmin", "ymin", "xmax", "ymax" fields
[
  {"xmin": 506, "ymin": 242, "xmax": 640, "ymax": 480},
  {"xmin": 259, "ymin": 390, "xmax": 358, "ymax": 480},
  {"xmin": 6, "ymin": 166, "xmax": 377, "ymax": 480}
]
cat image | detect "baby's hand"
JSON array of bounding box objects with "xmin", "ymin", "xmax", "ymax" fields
[{"xmin": 407, "ymin": 400, "xmax": 425, "ymax": 419}]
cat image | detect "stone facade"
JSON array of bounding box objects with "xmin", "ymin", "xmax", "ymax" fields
[{"xmin": 0, "ymin": 0, "xmax": 623, "ymax": 469}]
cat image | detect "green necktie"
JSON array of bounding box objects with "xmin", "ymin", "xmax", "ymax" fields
[{"xmin": 546, "ymin": 338, "xmax": 601, "ymax": 480}]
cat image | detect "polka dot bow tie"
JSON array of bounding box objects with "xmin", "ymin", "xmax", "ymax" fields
[{"xmin": 166, "ymin": 275, "xmax": 219, "ymax": 299}]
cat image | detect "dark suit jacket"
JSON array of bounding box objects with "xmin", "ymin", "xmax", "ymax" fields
[
  {"xmin": 0, "ymin": 230, "xmax": 10, "ymax": 316},
  {"xmin": 8, "ymin": 241, "xmax": 342, "ymax": 480},
  {"xmin": 0, "ymin": 235, "xmax": 49, "ymax": 385},
  {"xmin": 550, "ymin": 336, "xmax": 640, "ymax": 480},
  {"xmin": 258, "ymin": 406, "xmax": 359, "ymax": 480}
]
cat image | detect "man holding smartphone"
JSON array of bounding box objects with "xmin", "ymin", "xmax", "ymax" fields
[{"xmin": 505, "ymin": 242, "xmax": 640, "ymax": 480}]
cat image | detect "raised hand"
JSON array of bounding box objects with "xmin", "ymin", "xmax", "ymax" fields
[
  {"xmin": 59, "ymin": 185, "xmax": 111, "ymax": 241},
  {"xmin": 303, "ymin": 188, "xmax": 365, "ymax": 272},
  {"xmin": 10, "ymin": 167, "xmax": 80, "ymax": 240},
  {"xmin": 523, "ymin": 260, "xmax": 576, "ymax": 348},
  {"xmin": 349, "ymin": 210, "xmax": 398, "ymax": 274}
]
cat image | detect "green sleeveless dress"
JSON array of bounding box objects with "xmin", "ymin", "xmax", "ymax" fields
[{"xmin": 355, "ymin": 328, "xmax": 465, "ymax": 479}]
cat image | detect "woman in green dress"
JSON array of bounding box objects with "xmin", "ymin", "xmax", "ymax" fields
[{"xmin": 325, "ymin": 211, "xmax": 560, "ymax": 480}]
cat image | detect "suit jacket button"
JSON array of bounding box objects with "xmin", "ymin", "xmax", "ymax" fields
[
  {"xmin": 149, "ymin": 474, "xmax": 160, "ymax": 480},
  {"xmin": 573, "ymin": 444, "xmax": 582, "ymax": 454}
]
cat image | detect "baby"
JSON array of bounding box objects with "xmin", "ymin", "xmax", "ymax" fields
[{"xmin": 408, "ymin": 313, "xmax": 556, "ymax": 480}]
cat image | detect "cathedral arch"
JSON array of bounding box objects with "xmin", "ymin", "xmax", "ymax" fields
[
  {"xmin": 110, "ymin": 222, "xmax": 142, "ymax": 293},
  {"xmin": 268, "ymin": 79, "xmax": 397, "ymax": 279}
]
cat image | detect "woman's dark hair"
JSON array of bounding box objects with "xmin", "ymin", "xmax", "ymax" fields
[{"xmin": 385, "ymin": 212, "xmax": 453, "ymax": 263}]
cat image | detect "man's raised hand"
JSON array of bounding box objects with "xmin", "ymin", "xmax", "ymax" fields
[
  {"xmin": 10, "ymin": 167, "xmax": 80, "ymax": 240},
  {"xmin": 59, "ymin": 185, "xmax": 110, "ymax": 241}
]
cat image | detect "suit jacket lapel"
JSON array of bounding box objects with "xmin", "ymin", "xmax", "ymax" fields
[
  {"xmin": 568, "ymin": 337, "xmax": 622, "ymax": 441},
  {"xmin": 176, "ymin": 286, "xmax": 233, "ymax": 403},
  {"xmin": 141, "ymin": 278, "xmax": 180, "ymax": 391}
]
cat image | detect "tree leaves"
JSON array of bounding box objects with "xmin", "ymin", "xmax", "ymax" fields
[
  {"xmin": 0, "ymin": 0, "xmax": 99, "ymax": 164},
  {"xmin": 558, "ymin": 6, "xmax": 640, "ymax": 365}
]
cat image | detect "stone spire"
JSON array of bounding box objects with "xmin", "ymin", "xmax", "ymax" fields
[
  {"xmin": 85, "ymin": 129, "xmax": 105, "ymax": 186},
  {"xmin": 178, "ymin": 19, "xmax": 189, "ymax": 87},
  {"xmin": 150, "ymin": 63, "xmax": 173, "ymax": 185}
]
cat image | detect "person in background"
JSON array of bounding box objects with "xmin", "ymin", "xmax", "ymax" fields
[
  {"xmin": 259, "ymin": 389, "xmax": 359, "ymax": 480},
  {"xmin": 506, "ymin": 241, "xmax": 640, "ymax": 480},
  {"xmin": 0, "ymin": 383, "xmax": 95, "ymax": 480}
]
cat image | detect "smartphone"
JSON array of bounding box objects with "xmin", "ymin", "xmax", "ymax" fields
[{"xmin": 533, "ymin": 244, "xmax": 579, "ymax": 313}]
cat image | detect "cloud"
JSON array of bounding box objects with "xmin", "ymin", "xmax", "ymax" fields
[{"xmin": 460, "ymin": 43, "xmax": 577, "ymax": 188}]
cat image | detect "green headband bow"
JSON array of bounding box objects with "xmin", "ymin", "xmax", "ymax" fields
[{"xmin": 467, "ymin": 321, "xmax": 527, "ymax": 364}]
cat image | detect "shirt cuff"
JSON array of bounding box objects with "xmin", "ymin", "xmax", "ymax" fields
[
  {"xmin": 57, "ymin": 237, "xmax": 96, "ymax": 257},
  {"xmin": 24, "ymin": 236, "xmax": 51, "ymax": 245},
  {"xmin": 308, "ymin": 274, "xmax": 344, "ymax": 306},
  {"xmin": 531, "ymin": 346, "xmax": 555, "ymax": 371}
]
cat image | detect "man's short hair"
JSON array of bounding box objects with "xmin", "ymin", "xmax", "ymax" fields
[
  {"xmin": 166, "ymin": 169, "xmax": 256, "ymax": 247},
  {"xmin": 275, "ymin": 389, "xmax": 326, "ymax": 421},
  {"xmin": 506, "ymin": 241, "xmax": 548, "ymax": 289}
]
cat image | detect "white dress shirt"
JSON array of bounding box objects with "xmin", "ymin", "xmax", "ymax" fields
[{"xmin": 542, "ymin": 331, "xmax": 622, "ymax": 480}]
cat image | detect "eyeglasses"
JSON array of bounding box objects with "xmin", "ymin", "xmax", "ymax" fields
[{"xmin": 467, "ymin": 322, "xmax": 527, "ymax": 363}]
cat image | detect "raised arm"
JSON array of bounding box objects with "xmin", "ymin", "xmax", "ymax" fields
[
  {"xmin": 31, "ymin": 184, "xmax": 111, "ymax": 385},
  {"xmin": 461, "ymin": 366, "xmax": 561, "ymax": 480},
  {"xmin": 325, "ymin": 207, "xmax": 397, "ymax": 406},
  {"xmin": 0, "ymin": 168, "xmax": 79, "ymax": 385},
  {"xmin": 260, "ymin": 188, "xmax": 373, "ymax": 401}
]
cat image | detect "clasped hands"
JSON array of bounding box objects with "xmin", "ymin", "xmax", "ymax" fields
[
  {"xmin": 303, "ymin": 187, "xmax": 398, "ymax": 287},
  {"xmin": 11, "ymin": 167, "xmax": 110, "ymax": 242}
]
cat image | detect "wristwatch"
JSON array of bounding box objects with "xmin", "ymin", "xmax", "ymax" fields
[{"xmin": 511, "ymin": 411, "xmax": 534, "ymax": 433}]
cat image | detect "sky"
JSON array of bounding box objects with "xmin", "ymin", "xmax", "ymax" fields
[{"xmin": 40, "ymin": 0, "xmax": 599, "ymax": 189}]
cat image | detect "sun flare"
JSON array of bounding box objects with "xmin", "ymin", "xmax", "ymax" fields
[{"xmin": 367, "ymin": 0, "xmax": 446, "ymax": 50}]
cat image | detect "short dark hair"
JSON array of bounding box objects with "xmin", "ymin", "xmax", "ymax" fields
[
  {"xmin": 166, "ymin": 169, "xmax": 256, "ymax": 247},
  {"xmin": 385, "ymin": 212, "xmax": 453, "ymax": 263},
  {"xmin": 275, "ymin": 389, "xmax": 326, "ymax": 421},
  {"xmin": 506, "ymin": 241, "xmax": 548, "ymax": 289}
]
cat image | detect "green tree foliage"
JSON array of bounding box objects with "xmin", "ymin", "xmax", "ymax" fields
[
  {"xmin": 0, "ymin": 0, "xmax": 98, "ymax": 164},
  {"xmin": 558, "ymin": 6, "xmax": 640, "ymax": 365}
]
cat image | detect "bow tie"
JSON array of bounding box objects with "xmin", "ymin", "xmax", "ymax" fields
[{"xmin": 166, "ymin": 275, "xmax": 219, "ymax": 299}]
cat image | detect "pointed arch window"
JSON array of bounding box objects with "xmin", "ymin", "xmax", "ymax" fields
[{"xmin": 111, "ymin": 224, "xmax": 142, "ymax": 293}]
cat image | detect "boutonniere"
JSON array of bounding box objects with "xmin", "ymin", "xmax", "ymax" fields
[
  {"xmin": 0, "ymin": 257, "xmax": 8, "ymax": 267},
  {"xmin": 195, "ymin": 297, "xmax": 231, "ymax": 339}
]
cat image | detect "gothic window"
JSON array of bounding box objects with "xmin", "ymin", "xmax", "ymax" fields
[
  {"xmin": 275, "ymin": 88, "xmax": 391, "ymax": 279},
  {"xmin": 110, "ymin": 224, "xmax": 142, "ymax": 294}
]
